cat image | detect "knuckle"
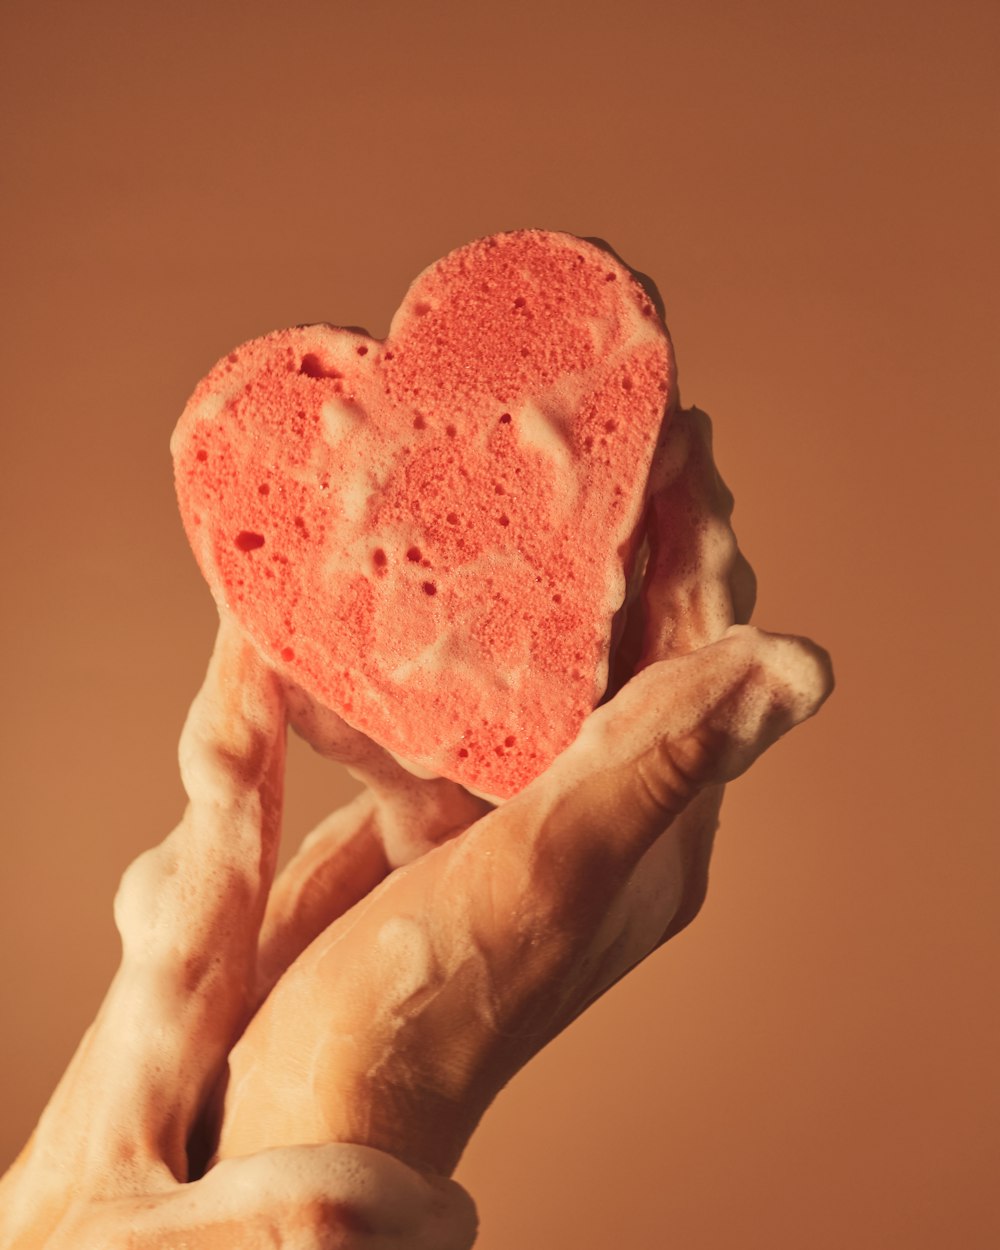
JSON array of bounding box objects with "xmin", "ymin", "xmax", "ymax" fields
[
  {"xmin": 180, "ymin": 736, "xmax": 266, "ymax": 809},
  {"xmin": 278, "ymin": 1197, "xmax": 376, "ymax": 1249},
  {"xmin": 636, "ymin": 727, "xmax": 719, "ymax": 820},
  {"xmin": 634, "ymin": 751, "xmax": 686, "ymax": 820},
  {"xmin": 113, "ymin": 843, "xmax": 175, "ymax": 948}
]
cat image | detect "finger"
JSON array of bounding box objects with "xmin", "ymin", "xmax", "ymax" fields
[
  {"xmin": 253, "ymin": 679, "xmax": 490, "ymax": 997},
  {"xmin": 443, "ymin": 626, "xmax": 832, "ymax": 1146},
  {"xmin": 255, "ymin": 791, "xmax": 390, "ymax": 1003},
  {"xmin": 604, "ymin": 404, "xmax": 751, "ymax": 709},
  {"xmin": 617, "ymin": 407, "xmax": 757, "ymax": 947},
  {"xmin": 70, "ymin": 1144, "xmax": 477, "ymax": 1250},
  {"xmin": 226, "ymin": 686, "xmax": 491, "ymax": 1128},
  {"xmin": 639, "ymin": 405, "xmax": 756, "ymax": 664},
  {"xmin": 215, "ymin": 626, "xmax": 832, "ymax": 1177},
  {"xmin": 286, "ymin": 682, "xmax": 493, "ymax": 866},
  {"xmin": 192, "ymin": 793, "xmax": 392, "ymax": 1178},
  {"xmin": 546, "ymin": 626, "xmax": 833, "ymax": 873},
  {"xmin": 24, "ymin": 617, "xmax": 286, "ymax": 1187}
]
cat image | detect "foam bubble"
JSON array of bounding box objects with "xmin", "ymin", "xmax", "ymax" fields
[{"xmin": 321, "ymin": 397, "xmax": 364, "ymax": 444}]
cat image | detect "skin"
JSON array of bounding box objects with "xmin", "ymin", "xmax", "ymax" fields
[{"xmin": 0, "ymin": 409, "xmax": 832, "ymax": 1247}]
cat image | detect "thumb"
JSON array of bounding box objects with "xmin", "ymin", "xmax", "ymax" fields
[{"xmin": 547, "ymin": 624, "xmax": 834, "ymax": 844}]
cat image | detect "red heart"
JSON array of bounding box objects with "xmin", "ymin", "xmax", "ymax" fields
[{"xmin": 173, "ymin": 231, "xmax": 674, "ymax": 799}]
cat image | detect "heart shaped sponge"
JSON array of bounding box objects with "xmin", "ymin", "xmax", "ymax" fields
[{"xmin": 172, "ymin": 230, "xmax": 675, "ymax": 799}]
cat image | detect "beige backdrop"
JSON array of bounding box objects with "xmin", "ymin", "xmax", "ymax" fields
[{"xmin": 2, "ymin": 1, "xmax": 997, "ymax": 1246}]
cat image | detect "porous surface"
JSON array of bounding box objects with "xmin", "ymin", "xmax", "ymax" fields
[{"xmin": 172, "ymin": 230, "xmax": 674, "ymax": 797}]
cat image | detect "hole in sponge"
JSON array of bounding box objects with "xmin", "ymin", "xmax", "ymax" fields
[
  {"xmin": 300, "ymin": 354, "xmax": 342, "ymax": 379},
  {"xmin": 196, "ymin": 448, "xmax": 208, "ymax": 462},
  {"xmin": 258, "ymin": 483, "xmax": 270, "ymax": 495},
  {"xmin": 407, "ymin": 546, "xmax": 422, "ymax": 562},
  {"xmin": 499, "ymin": 413, "xmax": 512, "ymax": 424},
  {"xmin": 422, "ymin": 581, "xmax": 437, "ymax": 596},
  {"xmin": 281, "ymin": 646, "xmax": 295, "ymax": 662},
  {"xmin": 235, "ymin": 531, "xmax": 265, "ymax": 552}
]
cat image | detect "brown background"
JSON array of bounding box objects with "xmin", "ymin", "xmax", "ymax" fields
[{"xmin": 2, "ymin": 0, "xmax": 997, "ymax": 1245}]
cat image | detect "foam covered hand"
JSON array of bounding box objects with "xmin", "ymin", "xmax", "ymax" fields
[
  {"xmin": 0, "ymin": 625, "xmax": 476, "ymax": 1250},
  {"xmin": 214, "ymin": 407, "xmax": 832, "ymax": 1176},
  {"xmin": 0, "ymin": 407, "xmax": 831, "ymax": 1247}
]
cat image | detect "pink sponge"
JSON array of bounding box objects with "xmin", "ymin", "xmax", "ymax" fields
[{"xmin": 172, "ymin": 230, "xmax": 675, "ymax": 799}]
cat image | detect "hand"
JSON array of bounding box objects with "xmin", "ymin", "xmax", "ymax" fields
[
  {"xmin": 0, "ymin": 628, "xmax": 477, "ymax": 1249},
  {"xmin": 0, "ymin": 407, "xmax": 832, "ymax": 1246},
  {"xmin": 218, "ymin": 634, "xmax": 830, "ymax": 1177}
]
